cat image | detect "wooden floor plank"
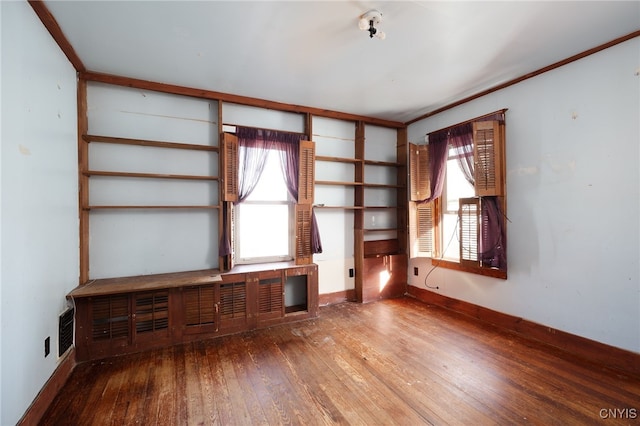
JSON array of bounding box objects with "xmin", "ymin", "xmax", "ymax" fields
[{"xmin": 41, "ymin": 298, "xmax": 640, "ymax": 425}]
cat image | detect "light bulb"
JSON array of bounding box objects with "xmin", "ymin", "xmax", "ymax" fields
[
  {"xmin": 358, "ymin": 18, "xmax": 369, "ymax": 30},
  {"xmin": 376, "ymin": 31, "xmax": 386, "ymax": 40}
]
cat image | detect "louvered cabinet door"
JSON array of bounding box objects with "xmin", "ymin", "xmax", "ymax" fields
[
  {"xmin": 218, "ymin": 281, "xmax": 249, "ymax": 333},
  {"xmin": 183, "ymin": 284, "xmax": 219, "ymax": 335},
  {"xmin": 79, "ymin": 294, "xmax": 131, "ymax": 361},
  {"xmin": 256, "ymin": 271, "xmax": 284, "ymax": 326},
  {"xmin": 133, "ymin": 291, "xmax": 170, "ymax": 343}
]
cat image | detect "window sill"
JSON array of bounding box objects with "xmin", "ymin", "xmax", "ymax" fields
[{"xmin": 430, "ymin": 258, "xmax": 507, "ymax": 280}]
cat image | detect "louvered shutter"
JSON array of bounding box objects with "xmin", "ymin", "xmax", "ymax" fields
[
  {"xmin": 416, "ymin": 202, "xmax": 434, "ymax": 257},
  {"xmin": 221, "ymin": 133, "xmax": 238, "ymax": 202},
  {"xmin": 473, "ymin": 121, "xmax": 504, "ymax": 197},
  {"xmin": 134, "ymin": 291, "xmax": 169, "ymax": 334},
  {"xmin": 219, "ymin": 282, "xmax": 247, "ymax": 320},
  {"xmin": 92, "ymin": 295, "xmax": 129, "ymax": 341},
  {"xmin": 298, "ymin": 140, "xmax": 315, "ymax": 204},
  {"xmin": 295, "ymin": 140, "xmax": 315, "ymax": 265},
  {"xmin": 295, "ymin": 203, "xmax": 312, "ymax": 265},
  {"xmin": 184, "ymin": 285, "xmax": 217, "ymax": 327},
  {"xmin": 409, "ymin": 143, "xmax": 430, "ymax": 201},
  {"xmin": 459, "ymin": 197, "xmax": 480, "ymax": 267}
]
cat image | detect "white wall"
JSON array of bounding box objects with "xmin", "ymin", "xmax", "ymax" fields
[
  {"xmin": 87, "ymin": 83, "xmax": 219, "ymax": 278},
  {"xmin": 1, "ymin": 2, "xmax": 79, "ymax": 424},
  {"xmin": 407, "ymin": 38, "xmax": 640, "ymax": 353},
  {"xmin": 313, "ymin": 116, "xmax": 356, "ymax": 295}
]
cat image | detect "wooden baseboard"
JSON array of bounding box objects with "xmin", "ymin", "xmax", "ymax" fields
[
  {"xmin": 319, "ymin": 289, "xmax": 356, "ymax": 306},
  {"xmin": 18, "ymin": 348, "xmax": 76, "ymax": 425},
  {"xmin": 406, "ymin": 285, "xmax": 640, "ymax": 378}
]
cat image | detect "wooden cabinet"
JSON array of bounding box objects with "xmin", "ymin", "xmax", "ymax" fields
[{"xmin": 71, "ymin": 263, "xmax": 318, "ymax": 362}]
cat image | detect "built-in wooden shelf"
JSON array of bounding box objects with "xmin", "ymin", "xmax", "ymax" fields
[
  {"xmin": 315, "ymin": 180, "xmax": 363, "ymax": 186},
  {"xmin": 314, "ymin": 205, "xmax": 363, "ymax": 210},
  {"xmin": 315, "ymin": 155, "xmax": 361, "ymax": 164},
  {"xmin": 362, "ymin": 183, "xmax": 403, "ymax": 189},
  {"xmin": 364, "ymin": 159, "xmax": 401, "ymax": 167},
  {"xmin": 83, "ymin": 134, "xmax": 219, "ymax": 152},
  {"xmin": 364, "ymin": 228, "xmax": 398, "ymax": 233},
  {"xmin": 85, "ymin": 205, "xmax": 220, "ymax": 210},
  {"xmin": 85, "ymin": 170, "xmax": 218, "ymax": 181}
]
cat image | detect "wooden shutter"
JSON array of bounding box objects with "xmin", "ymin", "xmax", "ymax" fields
[
  {"xmin": 298, "ymin": 140, "xmax": 315, "ymax": 204},
  {"xmin": 473, "ymin": 121, "xmax": 505, "ymax": 197},
  {"xmin": 221, "ymin": 132, "xmax": 238, "ymax": 202},
  {"xmin": 295, "ymin": 203, "xmax": 312, "ymax": 265},
  {"xmin": 459, "ymin": 197, "xmax": 480, "ymax": 267},
  {"xmin": 184, "ymin": 285, "xmax": 217, "ymax": 327},
  {"xmin": 134, "ymin": 291, "xmax": 169, "ymax": 334},
  {"xmin": 258, "ymin": 277, "xmax": 283, "ymax": 317},
  {"xmin": 295, "ymin": 140, "xmax": 314, "ymax": 265},
  {"xmin": 409, "ymin": 143, "xmax": 430, "ymax": 201},
  {"xmin": 219, "ymin": 282, "xmax": 247, "ymax": 320},
  {"xmin": 92, "ymin": 295, "xmax": 129, "ymax": 341},
  {"xmin": 416, "ymin": 202, "xmax": 434, "ymax": 257}
]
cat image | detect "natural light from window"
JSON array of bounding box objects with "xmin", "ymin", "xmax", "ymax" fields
[
  {"xmin": 236, "ymin": 149, "xmax": 293, "ymax": 263},
  {"xmin": 442, "ymin": 156, "xmax": 474, "ymax": 261}
]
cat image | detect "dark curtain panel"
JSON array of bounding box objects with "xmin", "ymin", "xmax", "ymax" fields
[
  {"xmin": 480, "ymin": 196, "xmax": 506, "ymax": 270},
  {"xmin": 448, "ymin": 123, "xmax": 474, "ymax": 186},
  {"xmin": 420, "ymin": 128, "xmax": 449, "ymax": 203}
]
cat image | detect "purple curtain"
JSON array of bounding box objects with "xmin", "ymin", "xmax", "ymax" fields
[
  {"xmin": 448, "ymin": 123, "xmax": 474, "ymax": 186},
  {"xmin": 420, "ymin": 129, "xmax": 449, "ymax": 204},
  {"xmin": 480, "ymin": 197, "xmax": 506, "ymax": 269},
  {"xmin": 219, "ymin": 127, "xmax": 322, "ymax": 258}
]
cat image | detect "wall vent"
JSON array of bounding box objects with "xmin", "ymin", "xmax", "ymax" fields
[{"xmin": 59, "ymin": 308, "xmax": 74, "ymax": 356}]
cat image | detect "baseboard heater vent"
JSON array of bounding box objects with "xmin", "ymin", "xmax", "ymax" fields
[{"xmin": 59, "ymin": 308, "xmax": 74, "ymax": 357}]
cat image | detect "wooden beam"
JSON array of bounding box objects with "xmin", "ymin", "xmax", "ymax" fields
[
  {"xmin": 80, "ymin": 71, "xmax": 405, "ymax": 129},
  {"xmin": 28, "ymin": 0, "xmax": 85, "ymax": 72},
  {"xmin": 77, "ymin": 79, "xmax": 89, "ymax": 284}
]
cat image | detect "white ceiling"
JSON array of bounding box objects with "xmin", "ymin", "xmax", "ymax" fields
[{"xmin": 44, "ymin": 1, "xmax": 640, "ymax": 123}]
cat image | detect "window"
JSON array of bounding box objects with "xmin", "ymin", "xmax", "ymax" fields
[
  {"xmin": 235, "ymin": 148, "xmax": 294, "ymax": 263},
  {"xmin": 410, "ymin": 111, "xmax": 507, "ymax": 279},
  {"xmin": 220, "ymin": 131, "xmax": 316, "ymax": 269}
]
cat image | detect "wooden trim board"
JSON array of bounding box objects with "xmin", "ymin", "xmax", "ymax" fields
[
  {"xmin": 17, "ymin": 349, "xmax": 76, "ymax": 426},
  {"xmin": 406, "ymin": 285, "xmax": 640, "ymax": 378}
]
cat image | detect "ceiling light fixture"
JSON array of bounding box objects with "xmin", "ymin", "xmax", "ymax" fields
[{"xmin": 358, "ymin": 9, "xmax": 385, "ymax": 40}]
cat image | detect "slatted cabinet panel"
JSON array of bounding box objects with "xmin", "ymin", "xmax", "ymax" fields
[
  {"xmin": 256, "ymin": 270, "xmax": 284, "ymax": 326},
  {"xmin": 91, "ymin": 294, "xmax": 129, "ymax": 341},
  {"xmin": 71, "ymin": 264, "xmax": 318, "ymax": 361},
  {"xmin": 183, "ymin": 285, "xmax": 218, "ymax": 331}
]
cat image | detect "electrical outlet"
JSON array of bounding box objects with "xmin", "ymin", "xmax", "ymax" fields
[
  {"xmin": 44, "ymin": 336, "xmax": 50, "ymax": 357},
  {"xmin": 349, "ymin": 268, "xmax": 354, "ymax": 278},
  {"xmin": 414, "ymin": 267, "xmax": 419, "ymax": 276}
]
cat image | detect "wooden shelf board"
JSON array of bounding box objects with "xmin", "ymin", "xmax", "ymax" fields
[
  {"xmin": 364, "ymin": 159, "xmax": 401, "ymax": 167},
  {"xmin": 86, "ymin": 170, "xmax": 218, "ymax": 181},
  {"xmin": 85, "ymin": 205, "xmax": 220, "ymax": 210},
  {"xmin": 315, "ymin": 155, "xmax": 362, "ymax": 164},
  {"xmin": 315, "ymin": 180, "xmax": 363, "ymax": 186},
  {"xmin": 84, "ymin": 134, "xmax": 218, "ymax": 152}
]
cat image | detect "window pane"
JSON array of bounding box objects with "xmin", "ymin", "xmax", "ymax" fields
[
  {"xmin": 445, "ymin": 159, "xmax": 474, "ymax": 212},
  {"xmin": 237, "ymin": 204, "xmax": 290, "ymax": 259},
  {"xmin": 245, "ymin": 150, "xmax": 288, "ymax": 201},
  {"xmin": 442, "ymin": 212, "xmax": 460, "ymax": 261}
]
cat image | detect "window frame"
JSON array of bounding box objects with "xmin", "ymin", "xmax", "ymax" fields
[
  {"xmin": 233, "ymin": 148, "xmax": 296, "ymax": 264},
  {"xmin": 409, "ymin": 112, "xmax": 507, "ymax": 279}
]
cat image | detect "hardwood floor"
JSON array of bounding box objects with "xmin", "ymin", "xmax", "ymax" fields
[{"xmin": 41, "ymin": 297, "xmax": 640, "ymax": 425}]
